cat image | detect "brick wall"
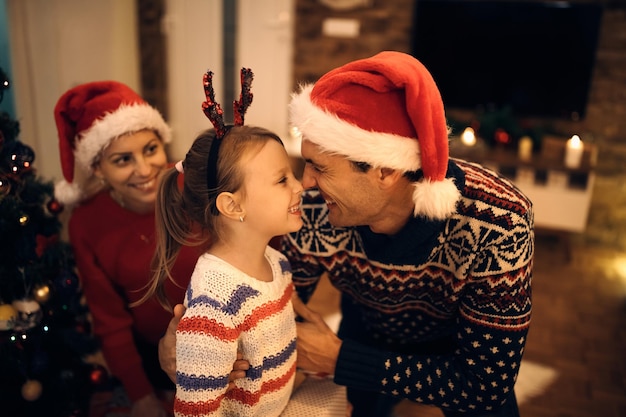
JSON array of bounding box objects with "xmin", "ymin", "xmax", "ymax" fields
[{"xmin": 293, "ymin": 0, "xmax": 626, "ymax": 249}]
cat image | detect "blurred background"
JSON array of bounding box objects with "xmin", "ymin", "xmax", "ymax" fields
[
  {"xmin": 2, "ymin": 0, "xmax": 626, "ymax": 249},
  {"xmin": 1, "ymin": 1, "xmax": 626, "ymax": 415}
]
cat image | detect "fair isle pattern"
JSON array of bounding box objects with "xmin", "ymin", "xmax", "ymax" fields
[
  {"xmin": 282, "ymin": 159, "xmax": 533, "ymax": 413},
  {"xmin": 175, "ymin": 247, "xmax": 297, "ymax": 417}
]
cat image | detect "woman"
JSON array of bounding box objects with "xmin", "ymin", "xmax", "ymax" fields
[{"xmin": 53, "ymin": 81, "xmax": 201, "ymax": 417}]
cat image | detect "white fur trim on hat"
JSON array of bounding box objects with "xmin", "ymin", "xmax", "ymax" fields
[
  {"xmin": 54, "ymin": 179, "xmax": 84, "ymax": 206},
  {"xmin": 74, "ymin": 103, "xmax": 172, "ymax": 172},
  {"xmin": 54, "ymin": 161, "xmax": 105, "ymax": 206},
  {"xmin": 412, "ymin": 177, "xmax": 461, "ymax": 220},
  {"xmin": 290, "ymin": 84, "xmax": 421, "ymax": 172}
]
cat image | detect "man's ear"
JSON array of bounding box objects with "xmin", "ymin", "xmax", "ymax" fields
[
  {"xmin": 215, "ymin": 192, "xmax": 245, "ymax": 221},
  {"xmin": 377, "ymin": 167, "xmax": 403, "ymax": 188}
]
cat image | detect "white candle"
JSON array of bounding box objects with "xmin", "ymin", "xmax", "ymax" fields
[
  {"xmin": 564, "ymin": 135, "xmax": 584, "ymax": 169},
  {"xmin": 518, "ymin": 136, "xmax": 533, "ymax": 161},
  {"xmin": 461, "ymin": 127, "xmax": 476, "ymax": 146}
]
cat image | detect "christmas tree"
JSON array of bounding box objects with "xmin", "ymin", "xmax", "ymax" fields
[{"xmin": 0, "ymin": 67, "xmax": 102, "ymax": 416}]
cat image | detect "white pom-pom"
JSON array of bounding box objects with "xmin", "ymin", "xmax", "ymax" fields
[
  {"xmin": 412, "ymin": 177, "xmax": 461, "ymax": 220},
  {"xmin": 54, "ymin": 180, "xmax": 84, "ymax": 206}
]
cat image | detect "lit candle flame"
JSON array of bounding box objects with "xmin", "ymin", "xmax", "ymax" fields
[
  {"xmin": 461, "ymin": 127, "xmax": 476, "ymax": 146},
  {"xmin": 564, "ymin": 134, "xmax": 584, "ymax": 168},
  {"xmin": 568, "ymin": 134, "xmax": 582, "ymax": 148}
]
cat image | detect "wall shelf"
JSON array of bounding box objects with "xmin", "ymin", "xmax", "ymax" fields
[{"xmin": 450, "ymin": 136, "xmax": 597, "ymax": 235}]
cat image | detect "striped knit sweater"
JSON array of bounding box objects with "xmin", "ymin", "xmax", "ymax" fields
[
  {"xmin": 282, "ymin": 159, "xmax": 534, "ymax": 414},
  {"xmin": 175, "ymin": 246, "xmax": 297, "ymax": 417}
]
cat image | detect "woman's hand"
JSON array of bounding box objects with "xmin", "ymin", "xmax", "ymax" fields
[
  {"xmin": 158, "ymin": 304, "xmax": 185, "ymax": 383},
  {"xmin": 158, "ymin": 304, "xmax": 250, "ymax": 389}
]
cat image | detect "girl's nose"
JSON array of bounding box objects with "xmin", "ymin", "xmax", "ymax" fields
[{"xmin": 293, "ymin": 179, "xmax": 304, "ymax": 194}]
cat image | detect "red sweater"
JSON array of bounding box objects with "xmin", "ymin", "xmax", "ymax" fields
[{"xmin": 68, "ymin": 191, "xmax": 198, "ymax": 401}]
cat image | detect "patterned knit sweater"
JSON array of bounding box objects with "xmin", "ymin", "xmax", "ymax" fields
[
  {"xmin": 281, "ymin": 159, "xmax": 534, "ymax": 414},
  {"xmin": 175, "ymin": 246, "xmax": 297, "ymax": 417}
]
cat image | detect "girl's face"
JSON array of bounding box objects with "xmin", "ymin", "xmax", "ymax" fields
[
  {"xmin": 93, "ymin": 129, "xmax": 168, "ymax": 214},
  {"xmin": 239, "ymin": 140, "xmax": 303, "ymax": 239}
]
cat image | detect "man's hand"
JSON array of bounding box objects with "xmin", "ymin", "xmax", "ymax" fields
[
  {"xmin": 293, "ymin": 298, "xmax": 342, "ymax": 376},
  {"xmin": 158, "ymin": 304, "xmax": 250, "ymax": 390}
]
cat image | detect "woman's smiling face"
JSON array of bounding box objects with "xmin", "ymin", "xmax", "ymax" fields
[{"xmin": 93, "ymin": 129, "xmax": 167, "ymax": 213}]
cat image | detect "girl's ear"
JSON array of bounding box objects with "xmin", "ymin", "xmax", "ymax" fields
[{"xmin": 215, "ymin": 192, "xmax": 245, "ymax": 221}]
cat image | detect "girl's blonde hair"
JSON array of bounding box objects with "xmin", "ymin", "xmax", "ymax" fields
[{"xmin": 136, "ymin": 125, "xmax": 283, "ymax": 311}]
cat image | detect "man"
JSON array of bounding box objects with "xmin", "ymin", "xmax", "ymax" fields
[{"xmin": 161, "ymin": 51, "xmax": 533, "ymax": 417}]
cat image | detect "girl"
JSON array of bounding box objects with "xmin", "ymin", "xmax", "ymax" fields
[{"xmin": 146, "ymin": 70, "xmax": 305, "ymax": 416}]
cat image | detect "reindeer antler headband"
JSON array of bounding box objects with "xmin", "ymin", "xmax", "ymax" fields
[{"xmin": 202, "ymin": 68, "xmax": 254, "ymax": 199}]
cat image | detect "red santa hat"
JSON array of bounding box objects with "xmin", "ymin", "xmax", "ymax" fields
[
  {"xmin": 53, "ymin": 81, "xmax": 171, "ymax": 205},
  {"xmin": 289, "ymin": 51, "xmax": 460, "ymax": 220}
]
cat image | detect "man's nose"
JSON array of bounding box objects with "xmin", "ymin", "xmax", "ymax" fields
[{"xmin": 301, "ymin": 166, "xmax": 317, "ymax": 189}]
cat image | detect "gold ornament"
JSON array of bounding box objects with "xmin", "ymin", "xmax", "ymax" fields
[
  {"xmin": 33, "ymin": 283, "xmax": 52, "ymax": 303},
  {"xmin": 0, "ymin": 303, "xmax": 18, "ymax": 330},
  {"xmin": 21, "ymin": 379, "xmax": 43, "ymax": 401},
  {"xmin": 19, "ymin": 214, "xmax": 29, "ymax": 226}
]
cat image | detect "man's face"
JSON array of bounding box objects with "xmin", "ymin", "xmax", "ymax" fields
[{"xmin": 300, "ymin": 139, "xmax": 384, "ymax": 228}]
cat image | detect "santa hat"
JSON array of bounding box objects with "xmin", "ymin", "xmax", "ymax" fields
[
  {"xmin": 53, "ymin": 81, "xmax": 171, "ymax": 205},
  {"xmin": 289, "ymin": 51, "xmax": 460, "ymax": 220}
]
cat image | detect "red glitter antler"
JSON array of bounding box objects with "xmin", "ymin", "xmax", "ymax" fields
[
  {"xmin": 233, "ymin": 68, "xmax": 254, "ymax": 126},
  {"xmin": 201, "ymin": 71, "xmax": 227, "ymax": 139}
]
